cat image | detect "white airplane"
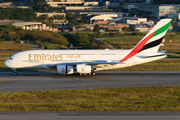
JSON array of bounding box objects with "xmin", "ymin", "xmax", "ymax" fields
[{"xmin": 4, "ymin": 19, "xmax": 171, "ymax": 76}]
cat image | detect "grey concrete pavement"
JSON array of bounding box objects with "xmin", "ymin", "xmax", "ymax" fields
[
  {"xmin": 0, "ymin": 111, "xmax": 180, "ymax": 120},
  {"xmin": 0, "ymin": 71, "xmax": 180, "ymax": 92}
]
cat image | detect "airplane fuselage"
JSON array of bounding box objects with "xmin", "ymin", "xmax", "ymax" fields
[{"xmin": 4, "ymin": 49, "xmax": 166, "ymax": 71}]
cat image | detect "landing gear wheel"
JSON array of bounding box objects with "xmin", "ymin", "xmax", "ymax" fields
[
  {"xmin": 14, "ymin": 72, "xmax": 17, "ymax": 76},
  {"xmin": 92, "ymin": 72, "xmax": 95, "ymax": 76},
  {"xmin": 79, "ymin": 73, "xmax": 83, "ymax": 76}
]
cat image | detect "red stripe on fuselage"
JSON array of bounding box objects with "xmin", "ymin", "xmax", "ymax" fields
[{"xmin": 120, "ymin": 31, "xmax": 156, "ymax": 62}]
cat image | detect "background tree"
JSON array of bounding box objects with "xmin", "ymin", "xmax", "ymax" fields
[
  {"xmin": 73, "ymin": 33, "xmax": 90, "ymax": 48},
  {"xmin": 8, "ymin": 31, "xmax": 15, "ymax": 41},
  {"xmin": 122, "ymin": 27, "xmax": 130, "ymax": 31},
  {"xmin": 93, "ymin": 24, "xmax": 101, "ymax": 33},
  {"xmin": 0, "ymin": 7, "xmax": 36, "ymax": 21},
  {"xmin": 24, "ymin": 31, "xmax": 69, "ymax": 45},
  {"xmin": 13, "ymin": 34, "xmax": 21, "ymax": 42},
  {"xmin": 42, "ymin": 21, "xmax": 52, "ymax": 27}
]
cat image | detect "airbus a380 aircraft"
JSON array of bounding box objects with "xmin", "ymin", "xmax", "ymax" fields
[{"xmin": 4, "ymin": 19, "xmax": 171, "ymax": 76}]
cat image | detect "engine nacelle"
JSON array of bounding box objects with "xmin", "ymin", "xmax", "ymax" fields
[
  {"xmin": 76, "ymin": 64, "xmax": 91, "ymax": 74},
  {"xmin": 57, "ymin": 65, "xmax": 74, "ymax": 75}
]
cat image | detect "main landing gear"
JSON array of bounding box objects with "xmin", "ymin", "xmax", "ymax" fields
[{"xmin": 79, "ymin": 71, "xmax": 96, "ymax": 76}]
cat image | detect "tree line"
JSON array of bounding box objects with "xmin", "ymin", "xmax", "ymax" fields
[
  {"xmin": 0, "ymin": 25, "xmax": 69, "ymax": 46},
  {"xmin": 0, "ymin": 25, "xmax": 108, "ymax": 49},
  {"xmin": 66, "ymin": 12, "xmax": 88, "ymax": 27},
  {"xmin": 0, "ymin": 24, "xmax": 148, "ymax": 49},
  {"xmin": 0, "ymin": 7, "xmax": 36, "ymax": 21},
  {"xmin": 0, "ymin": 0, "xmax": 63, "ymax": 13}
]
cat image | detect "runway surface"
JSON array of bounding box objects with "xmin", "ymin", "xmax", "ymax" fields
[
  {"xmin": 0, "ymin": 111, "xmax": 180, "ymax": 120},
  {"xmin": 0, "ymin": 71, "xmax": 180, "ymax": 119},
  {"xmin": 0, "ymin": 71, "xmax": 180, "ymax": 92}
]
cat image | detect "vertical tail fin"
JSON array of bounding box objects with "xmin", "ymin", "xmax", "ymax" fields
[
  {"xmin": 137, "ymin": 19, "xmax": 172, "ymax": 54},
  {"xmin": 120, "ymin": 19, "xmax": 172, "ymax": 62}
]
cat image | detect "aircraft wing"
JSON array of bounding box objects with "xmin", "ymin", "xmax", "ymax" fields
[
  {"xmin": 69, "ymin": 60, "xmax": 123, "ymax": 65},
  {"xmin": 47, "ymin": 60, "xmax": 123, "ymax": 69}
]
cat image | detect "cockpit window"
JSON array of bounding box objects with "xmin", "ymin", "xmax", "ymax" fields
[{"xmin": 9, "ymin": 58, "xmax": 13, "ymax": 60}]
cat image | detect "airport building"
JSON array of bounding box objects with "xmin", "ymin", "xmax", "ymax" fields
[
  {"xmin": 46, "ymin": 0, "xmax": 84, "ymax": 8},
  {"xmin": 109, "ymin": 3, "xmax": 180, "ymax": 19},
  {"xmin": 36, "ymin": 12, "xmax": 66, "ymax": 18},
  {"xmin": 12, "ymin": 22, "xmax": 44, "ymax": 31},
  {"xmin": 80, "ymin": 12, "xmax": 125, "ymax": 18},
  {"xmin": 90, "ymin": 15, "xmax": 113, "ymax": 24},
  {"xmin": 137, "ymin": 4, "xmax": 180, "ymax": 19},
  {"xmin": 159, "ymin": 5, "xmax": 180, "ymax": 17},
  {"xmin": 11, "ymin": 22, "xmax": 56, "ymax": 31},
  {"xmin": 45, "ymin": 0, "xmax": 105, "ymax": 10},
  {"xmin": 166, "ymin": 13, "xmax": 180, "ymax": 20},
  {"xmin": 118, "ymin": 17, "xmax": 147, "ymax": 24}
]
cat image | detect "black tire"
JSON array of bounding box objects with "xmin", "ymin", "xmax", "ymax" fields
[{"xmin": 14, "ymin": 72, "xmax": 17, "ymax": 76}]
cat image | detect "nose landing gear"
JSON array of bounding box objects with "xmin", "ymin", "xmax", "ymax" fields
[
  {"xmin": 14, "ymin": 72, "xmax": 17, "ymax": 76},
  {"xmin": 13, "ymin": 69, "xmax": 17, "ymax": 76}
]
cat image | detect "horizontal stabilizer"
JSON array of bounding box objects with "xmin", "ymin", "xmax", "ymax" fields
[
  {"xmin": 158, "ymin": 50, "xmax": 167, "ymax": 53},
  {"xmin": 137, "ymin": 54, "xmax": 166, "ymax": 58}
]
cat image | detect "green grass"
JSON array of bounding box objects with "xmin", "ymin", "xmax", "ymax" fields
[
  {"xmin": 0, "ymin": 55, "xmax": 13, "ymax": 57},
  {"xmin": 0, "ymin": 43, "xmax": 34, "ymax": 50},
  {"xmin": 101, "ymin": 36, "xmax": 180, "ymax": 52},
  {"xmin": 44, "ymin": 42, "xmax": 68, "ymax": 49},
  {"xmin": 0, "ymin": 86, "xmax": 180, "ymax": 111},
  {"xmin": 167, "ymin": 54, "xmax": 180, "ymax": 58},
  {"xmin": 0, "ymin": 55, "xmax": 12, "ymax": 60},
  {"xmin": 112, "ymin": 59, "xmax": 180, "ymax": 71},
  {"xmin": 101, "ymin": 37, "xmax": 140, "ymax": 49}
]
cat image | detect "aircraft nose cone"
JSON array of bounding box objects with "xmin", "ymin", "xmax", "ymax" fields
[
  {"xmin": 4, "ymin": 60, "xmax": 12, "ymax": 68},
  {"xmin": 4, "ymin": 60, "xmax": 8, "ymax": 67}
]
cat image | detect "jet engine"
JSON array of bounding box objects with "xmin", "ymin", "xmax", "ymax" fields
[
  {"xmin": 76, "ymin": 64, "xmax": 91, "ymax": 74},
  {"xmin": 57, "ymin": 65, "xmax": 74, "ymax": 75}
]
